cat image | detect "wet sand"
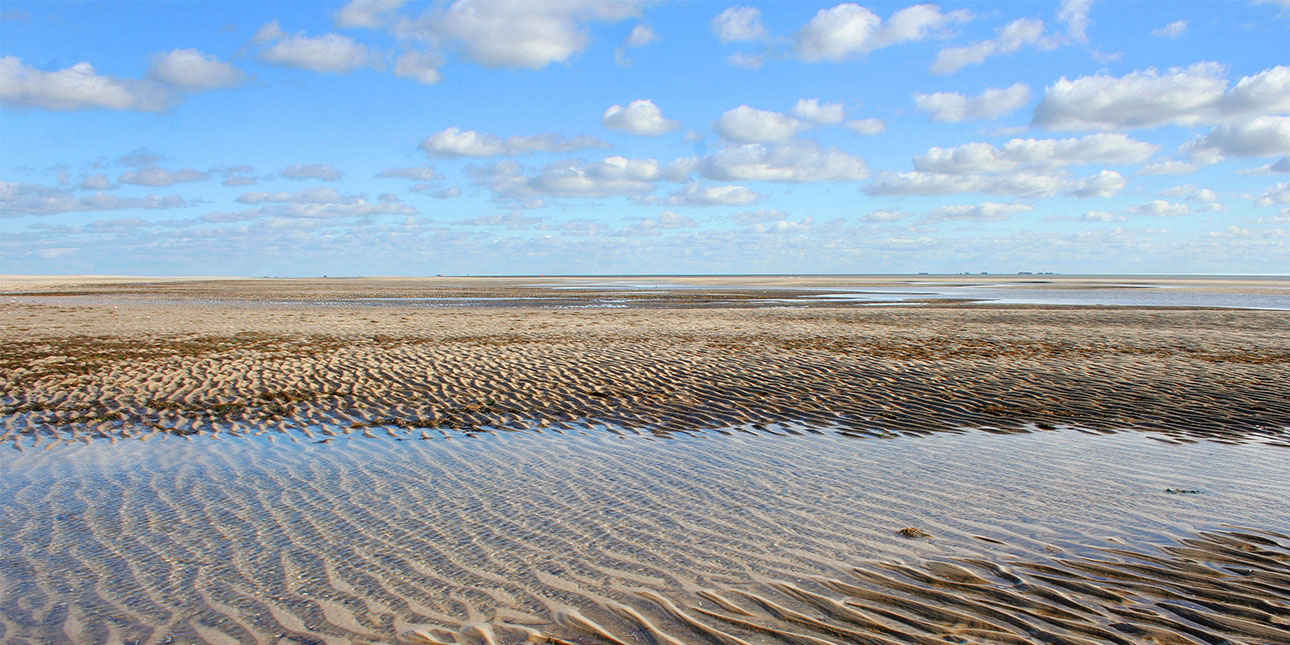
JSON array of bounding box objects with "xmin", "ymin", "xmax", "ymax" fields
[{"xmin": 1, "ymin": 276, "xmax": 1288, "ymax": 643}]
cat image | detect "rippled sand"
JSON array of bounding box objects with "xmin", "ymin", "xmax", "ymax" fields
[
  {"xmin": 1, "ymin": 277, "xmax": 1288, "ymax": 643},
  {"xmin": 1, "ymin": 430, "xmax": 1288, "ymax": 643}
]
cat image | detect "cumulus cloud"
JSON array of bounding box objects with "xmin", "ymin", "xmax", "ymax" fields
[
  {"xmin": 394, "ymin": 51, "xmax": 443, "ymax": 84},
  {"xmin": 926, "ymin": 202, "xmax": 1033, "ymax": 222},
  {"xmin": 931, "ymin": 18, "xmax": 1054, "ymax": 75},
  {"xmin": 1242, "ymin": 157, "xmax": 1290, "ymax": 174},
  {"xmin": 280, "ymin": 164, "xmax": 343, "ymax": 181},
  {"xmin": 731, "ymin": 208, "xmax": 790, "ymax": 224},
  {"xmin": 602, "ymin": 99, "xmax": 680, "ymax": 136},
  {"xmin": 399, "ymin": 0, "xmax": 644, "ymax": 70},
  {"xmin": 713, "ymin": 6, "xmax": 769, "ymax": 42},
  {"xmin": 863, "ymin": 209, "xmax": 911, "ymax": 222},
  {"xmin": 1151, "ymin": 20, "xmax": 1188, "ymax": 38},
  {"xmin": 1056, "ymin": 0, "xmax": 1093, "ymax": 42},
  {"xmin": 377, "ymin": 166, "xmax": 439, "ymax": 181},
  {"xmin": 253, "ymin": 20, "xmax": 287, "ymax": 44},
  {"xmin": 715, "ymin": 105, "xmax": 809, "ymax": 142},
  {"xmin": 615, "ymin": 24, "xmax": 657, "ymax": 66},
  {"xmin": 791, "ymin": 98, "xmax": 846, "ymax": 125},
  {"xmin": 79, "ymin": 174, "xmax": 115, "ymax": 190},
  {"xmin": 420, "ymin": 127, "xmax": 610, "ymax": 158},
  {"xmin": 1, "ymin": 181, "xmax": 188, "ymax": 217},
  {"xmin": 795, "ymin": 3, "xmax": 971, "ymax": 63},
  {"xmin": 1138, "ymin": 160, "xmax": 1200, "ymax": 176},
  {"xmin": 259, "ymin": 33, "xmax": 379, "ymax": 73},
  {"xmin": 865, "ymin": 169, "xmax": 1124, "ymax": 198},
  {"xmin": 335, "ymin": 0, "xmax": 408, "ymax": 28},
  {"xmin": 0, "ymin": 56, "xmax": 167, "ymax": 111},
  {"xmin": 467, "ymin": 156, "xmax": 663, "ymax": 205},
  {"xmin": 209, "ymin": 190, "xmax": 415, "ymax": 220},
  {"xmin": 1033, "ymin": 63, "xmax": 1290, "ymax": 130},
  {"xmin": 638, "ymin": 210, "xmax": 698, "ymax": 229},
  {"xmin": 148, "ymin": 49, "xmax": 244, "ymax": 89},
  {"xmin": 726, "ymin": 53, "xmax": 763, "ymax": 69},
  {"xmin": 1255, "ymin": 182, "xmax": 1290, "ymax": 207},
  {"xmin": 912, "ymin": 134, "xmax": 1158, "ymax": 174},
  {"xmin": 1129, "ymin": 200, "xmax": 1190, "ymax": 216},
  {"xmin": 453, "ymin": 211, "xmax": 544, "ymax": 229},
  {"xmin": 697, "ymin": 140, "xmax": 870, "ymax": 183},
  {"xmin": 914, "ymin": 82, "xmax": 1031, "ymax": 122},
  {"xmin": 1080, "ymin": 210, "xmax": 1121, "ymax": 223},
  {"xmin": 119, "ymin": 166, "xmax": 212, "ymax": 187},
  {"xmin": 845, "ymin": 118, "xmax": 887, "ymax": 135},
  {"xmin": 667, "ymin": 183, "xmax": 764, "ymax": 206},
  {"xmin": 1184, "ymin": 116, "xmax": 1290, "ymax": 164}
]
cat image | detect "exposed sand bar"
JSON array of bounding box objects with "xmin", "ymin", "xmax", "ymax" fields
[{"xmin": 2, "ymin": 276, "xmax": 1288, "ymax": 445}]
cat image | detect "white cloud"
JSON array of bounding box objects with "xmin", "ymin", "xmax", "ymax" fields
[
  {"xmin": 335, "ymin": 0, "xmax": 408, "ymax": 28},
  {"xmin": 713, "ymin": 6, "xmax": 769, "ymax": 42},
  {"xmin": 726, "ymin": 53, "xmax": 763, "ymax": 69},
  {"xmin": 1068, "ymin": 169, "xmax": 1127, "ymax": 198},
  {"xmin": 927, "ymin": 202, "xmax": 1032, "ymax": 222},
  {"xmin": 796, "ymin": 3, "xmax": 971, "ymax": 63},
  {"xmin": 931, "ymin": 18, "xmax": 1054, "ymax": 75},
  {"xmin": 259, "ymin": 33, "xmax": 379, "ymax": 74},
  {"xmin": 602, "ymin": 99, "xmax": 680, "ymax": 136},
  {"xmin": 914, "ymin": 82, "xmax": 1030, "ymax": 122},
  {"xmin": 1151, "ymin": 20, "xmax": 1188, "ymax": 38},
  {"xmin": 0, "ymin": 56, "xmax": 167, "ymax": 111},
  {"xmin": 731, "ymin": 208, "xmax": 790, "ymax": 224},
  {"xmin": 1138, "ymin": 160, "xmax": 1200, "ymax": 176},
  {"xmin": 750, "ymin": 217, "xmax": 813, "ymax": 234},
  {"xmin": 1184, "ymin": 116, "xmax": 1290, "ymax": 164},
  {"xmin": 667, "ymin": 183, "xmax": 764, "ymax": 206},
  {"xmin": 253, "ymin": 20, "xmax": 286, "ymax": 44},
  {"xmin": 1242, "ymin": 157, "xmax": 1290, "ymax": 174},
  {"xmin": 791, "ymin": 98, "xmax": 846, "ymax": 125},
  {"xmin": 1034, "ymin": 63, "xmax": 1290, "ymax": 130},
  {"xmin": 1080, "ymin": 210, "xmax": 1121, "ymax": 222},
  {"xmin": 394, "ymin": 51, "xmax": 443, "ymax": 84},
  {"xmin": 644, "ymin": 210, "xmax": 698, "ymax": 229},
  {"xmin": 615, "ymin": 24, "xmax": 657, "ymax": 66},
  {"xmin": 409, "ymin": 0, "xmax": 644, "ymax": 70},
  {"xmin": 1129, "ymin": 200, "xmax": 1190, "ymax": 216},
  {"xmin": 467, "ymin": 156, "xmax": 663, "ymax": 205},
  {"xmin": 148, "ymin": 49, "xmax": 243, "ymax": 89},
  {"xmin": 865, "ymin": 169, "xmax": 1123, "ymax": 198},
  {"xmin": 845, "ymin": 118, "xmax": 887, "ymax": 135},
  {"xmin": 698, "ymin": 140, "xmax": 870, "ymax": 183},
  {"xmin": 626, "ymin": 23, "xmax": 657, "ymax": 48},
  {"xmin": 1, "ymin": 181, "xmax": 188, "ymax": 217},
  {"xmin": 1056, "ymin": 0, "xmax": 1093, "ymax": 42},
  {"xmin": 420, "ymin": 127, "xmax": 610, "ymax": 158},
  {"xmin": 377, "ymin": 166, "xmax": 439, "ymax": 181},
  {"xmin": 280, "ymin": 164, "xmax": 343, "ymax": 181},
  {"xmin": 208, "ymin": 190, "xmax": 415, "ymax": 220},
  {"xmin": 863, "ymin": 209, "xmax": 911, "ymax": 222},
  {"xmin": 453, "ymin": 211, "xmax": 544, "ymax": 229},
  {"xmin": 1255, "ymin": 182, "xmax": 1290, "ymax": 207},
  {"xmin": 715, "ymin": 105, "xmax": 808, "ymax": 142},
  {"xmin": 79, "ymin": 174, "xmax": 114, "ymax": 190},
  {"xmin": 913, "ymin": 134, "xmax": 1158, "ymax": 174},
  {"xmin": 119, "ymin": 167, "xmax": 211, "ymax": 187}
]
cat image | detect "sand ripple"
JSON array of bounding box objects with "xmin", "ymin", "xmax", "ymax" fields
[{"xmin": 0, "ymin": 429, "xmax": 1286, "ymax": 643}]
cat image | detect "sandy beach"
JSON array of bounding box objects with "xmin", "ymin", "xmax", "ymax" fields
[{"xmin": 1, "ymin": 276, "xmax": 1288, "ymax": 643}]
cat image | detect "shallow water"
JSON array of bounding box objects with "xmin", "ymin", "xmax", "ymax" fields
[{"xmin": 1, "ymin": 427, "xmax": 1287, "ymax": 643}]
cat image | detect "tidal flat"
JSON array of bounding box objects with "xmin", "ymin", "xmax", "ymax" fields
[{"xmin": 1, "ymin": 275, "xmax": 1288, "ymax": 643}]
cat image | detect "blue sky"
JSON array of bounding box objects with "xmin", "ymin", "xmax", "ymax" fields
[{"xmin": 1, "ymin": 0, "xmax": 1288, "ymax": 276}]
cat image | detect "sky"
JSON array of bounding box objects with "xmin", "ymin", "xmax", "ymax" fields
[{"xmin": 1, "ymin": 0, "xmax": 1288, "ymax": 276}]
